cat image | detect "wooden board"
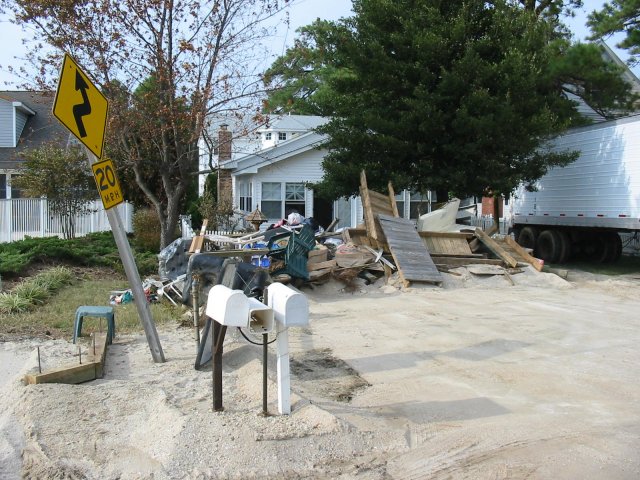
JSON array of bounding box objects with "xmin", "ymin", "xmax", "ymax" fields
[
  {"xmin": 377, "ymin": 214, "xmax": 442, "ymax": 286},
  {"xmin": 502, "ymin": 236, "xmax": 544, "ymax": 271},
  {"xmin": 474, "ymin": 228, "xmax": 518, "ymax": 268},
  {"xmin": 307, "ymin": 259, "xmax": 337, "ymax": 271},
  {"xmin": 343, "ymin": 228, "xmax": 373, "ymax": 247},
  {"xmin": 189, "ymin": 219, "xmax": 209, "ymax": 254},
  {"xmin": 24, "ymin": 333, "xmax": 109, "ymax": 385},
  {"xmin": 418, "ymin": 231, "xmax": 473, "ymax": 256},
  {"xmin": 432, "ymin": 256, "xmax": 504, "ymax": 267}
]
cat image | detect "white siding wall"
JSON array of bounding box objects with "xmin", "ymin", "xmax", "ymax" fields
[
  {"xmin": 15, "ymin": 110, "xmax": 28, "ymax": 142},
  {"xmin": 0, "ymin": 100, "xmax": 13, "ymax": 147},
  {"xmin": 251, "ymin": 149, "xmax": 326, "ymax": 221}
]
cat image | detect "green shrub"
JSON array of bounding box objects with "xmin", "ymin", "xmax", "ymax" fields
[
  {"xmin": 0, "ymin": 233, "xmax": 156, "ymax": 277},
  {"xmin": 132, "ymin": 208, "xmax": 161, "ymax": 252}
]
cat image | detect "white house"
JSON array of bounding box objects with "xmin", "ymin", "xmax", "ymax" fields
[{"xmin": 199, "ymin": 114, "xmax": 438, "ymax": 230}]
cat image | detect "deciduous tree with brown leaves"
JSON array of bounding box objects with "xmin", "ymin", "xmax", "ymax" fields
[{"xmin": 2, "ymin": 0, "xmax": 288, "ymax": 248}]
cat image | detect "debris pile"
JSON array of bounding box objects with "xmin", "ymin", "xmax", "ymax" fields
[{"xmin": 154, "ymin": 171, "xmax": 546, "ymax": 304}]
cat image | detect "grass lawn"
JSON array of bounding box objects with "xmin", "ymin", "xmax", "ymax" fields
[{"xmin": 0, "ymin": 267, "xmax": 182, "ymax": 341}]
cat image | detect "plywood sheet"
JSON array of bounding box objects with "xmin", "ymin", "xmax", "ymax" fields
[{"xmin": 377, "ymin": 214, "xmax": 442, "ymax": 286}]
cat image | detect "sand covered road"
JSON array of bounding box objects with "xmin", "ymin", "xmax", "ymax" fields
[{"xmin": 1, "ymin": 267, "xmax": 639, "ymax": 479}]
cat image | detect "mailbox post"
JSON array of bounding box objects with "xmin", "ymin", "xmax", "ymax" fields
[
  {"xmin": 266, "ymin": 283, "xmax": 309, "ymax": 415},
  {"xmin": 204, "ymin": 283, "xmax": 308, "ymax": 415}
]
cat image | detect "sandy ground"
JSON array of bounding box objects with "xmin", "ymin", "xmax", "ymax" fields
[{"xmin": 1, "ymin": 266, "xmax": 640, "ymax": 479}]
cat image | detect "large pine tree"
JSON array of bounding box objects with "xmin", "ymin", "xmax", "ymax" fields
[{"xmin": 264, "ymin": 0, "xmax": 637, "ymax": 200}]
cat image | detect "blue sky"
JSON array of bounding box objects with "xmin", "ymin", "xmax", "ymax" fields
[{"xmin": 0, "ymin": 0, "xmax": 636, "ymax": 88}]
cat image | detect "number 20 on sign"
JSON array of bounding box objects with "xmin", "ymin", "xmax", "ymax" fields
[{"xmin": 92, "ymin": 159, "xmax": 124, "ymax": 210}]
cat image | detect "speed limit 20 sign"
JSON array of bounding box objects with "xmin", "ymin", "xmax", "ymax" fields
[{"xmin": 91, "ymin": 158, "xmax": 124, "ymax": 210}]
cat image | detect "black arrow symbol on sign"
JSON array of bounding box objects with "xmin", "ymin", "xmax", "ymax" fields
[{"xmin": 72, "ymin": 71, "xmax": 91, "ymax": 138}]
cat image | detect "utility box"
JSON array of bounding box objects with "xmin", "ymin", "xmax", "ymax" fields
[
  {"xmin": 247, "ymin": 297, "xmax": 274, "ymax": 334},
  {"xmin": 266, "ymin": 283, "xmax": 309, "ymax": 327},
  {"xmin": 206, "ymin": 285, "xmax": 249, "ymax": 327}
]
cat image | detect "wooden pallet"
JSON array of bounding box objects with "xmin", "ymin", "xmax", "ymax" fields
[
  {"xmin": 359, "ymin": 171, "xmax": 398, "ymax": 250},
  {"xmin": 418, "ymin": 231, "xmax": 474, "ymax": 256},
  {"xmin": 377, "ymin": 214, "xmax": 443, "ymax": 287}
]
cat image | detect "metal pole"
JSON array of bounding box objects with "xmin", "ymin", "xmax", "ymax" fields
[
  {"xmin": 78, "ymin": 346, "xmax": 82, "ymax": 365},
  {"xmin": 85, "ymin": 149, "xmax": 165, "ymax": 363},
  {"xmin": 192, "ymin": 274, "xmax": 200, "ymax": 350},
  {"xmin": 262, "ymin": 332, "xmax": 268, "ymax": 416},
  {"xmin": 212, "ymin": 322, "xmax": 227, "ymax": 411}
]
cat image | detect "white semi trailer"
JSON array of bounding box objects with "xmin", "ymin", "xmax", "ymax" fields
[{"xmin": 511, "ymin": 115, "xmax": 640, "ymax": 263}]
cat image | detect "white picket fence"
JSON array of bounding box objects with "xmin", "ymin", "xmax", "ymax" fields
[{"xmin": 0, "ymin": 198, "xmax": 133, "ymax": 243}]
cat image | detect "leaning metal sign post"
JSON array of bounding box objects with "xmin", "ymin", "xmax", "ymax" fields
[{"xmin": 53, "ymin": 53, "xmax": 165, "ymax": 363}]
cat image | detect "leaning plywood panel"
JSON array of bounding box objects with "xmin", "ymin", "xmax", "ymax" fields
[{"xmin": 377, "ymin": 214, "xmax": 442, "ymax": 286}]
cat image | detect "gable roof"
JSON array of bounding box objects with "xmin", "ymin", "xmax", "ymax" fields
[
  {"xmin": 234, "ymin": 130, "xmax": 328, "ymax": 175},
  {"xmin": 261, "ymin": 114, "xmax": 327, "ymax": 132},
  {"xmin": 0, "ymin": 91, "xmax": 69, "ymax": 170}
]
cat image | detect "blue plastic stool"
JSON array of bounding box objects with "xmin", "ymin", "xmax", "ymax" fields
[{"xmin": 73, "ymin": 306, "xmax": 115, "ymax": 344}]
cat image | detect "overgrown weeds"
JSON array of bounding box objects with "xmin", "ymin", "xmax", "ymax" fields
[{"xmin": 0, "ymin": 266, "xmax": 75, "ymax": 313}]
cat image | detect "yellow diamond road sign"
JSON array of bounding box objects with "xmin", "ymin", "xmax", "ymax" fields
[
  {"xmin": 92, "ymin": 158, "xmax": 124, "ymax": 210},
  {"xmin": 53, "ymin": 53, "xmax": 108, "ymax": 159}
]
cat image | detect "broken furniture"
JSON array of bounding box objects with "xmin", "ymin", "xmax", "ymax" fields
[
  {"xmin": 72, "ymin": 305, "xmax": 115, "ymax": 345},
  {"xmin": 416, "ymin": 198, "xmax": 461, "ymax": 232},
  {"xmin": 266, "ymin": 224, "xmax": 316, "ymax": 280}
]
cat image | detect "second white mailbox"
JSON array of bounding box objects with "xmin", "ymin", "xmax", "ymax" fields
[{"xmin": 266, "ymin": 283, "xmax": 309, "ymax": 327}]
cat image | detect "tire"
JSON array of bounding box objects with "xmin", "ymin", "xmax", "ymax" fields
[
  {"xmin": 603, "ymin": 232, "xmax": 622, "ymax": 263},
  {"xmin": 585, "ymin": 232, "xmax": 610, "ymax": 263},
  {"xmin": 556, "ymin": 230, "xmax": 572, "ymax": 264},
  {"xmin": 517, "ymin": 226, "xmax": 538, "ymax": 251},
  {"xmin": 536, "ymin": 229, "xmax": 561, "ymax": 264}
]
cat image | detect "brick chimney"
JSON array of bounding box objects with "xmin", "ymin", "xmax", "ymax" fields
[
  {"xmin": 217, "ymin": 124, "xmax": 233, "ymax": 208},
  {"xmin": 218, "ymin": 124, "xmax": 232, "ymax": 161}
]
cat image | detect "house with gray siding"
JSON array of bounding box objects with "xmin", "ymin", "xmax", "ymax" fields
[{"xmin": 0, "ymin": 91, "xmax": 69, "ymax": 198}]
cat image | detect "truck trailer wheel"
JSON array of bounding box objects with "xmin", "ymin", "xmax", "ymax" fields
[
  {"xmin": 536, "ymin": 229, "xmax": 561, "ymax": 264},
  {"xmin": 584, "ymin": 232, "xmax": 613, "ymax": 263},
  {"xmin": 517, "ymin": 227, "xmax": 538, "ymax": 250},
  {"xmin": 603, "ymin": 232, "xmax": 622, "ymax": 263},
  {"xmin": 556, "ymin": 230, "xmax": 572, "ymax": 264}
]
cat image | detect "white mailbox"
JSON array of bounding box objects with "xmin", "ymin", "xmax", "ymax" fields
[
  {"xmin": 247, "ymin": 297, "xmax": 274, "ymax": 334},
  {"xmin": 206, "ymin": 284, "xmax": 250, "ymax": 327},
  {"xmin": 266, "ymin": 283, "xmax": 309, "ymax": 327}
]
